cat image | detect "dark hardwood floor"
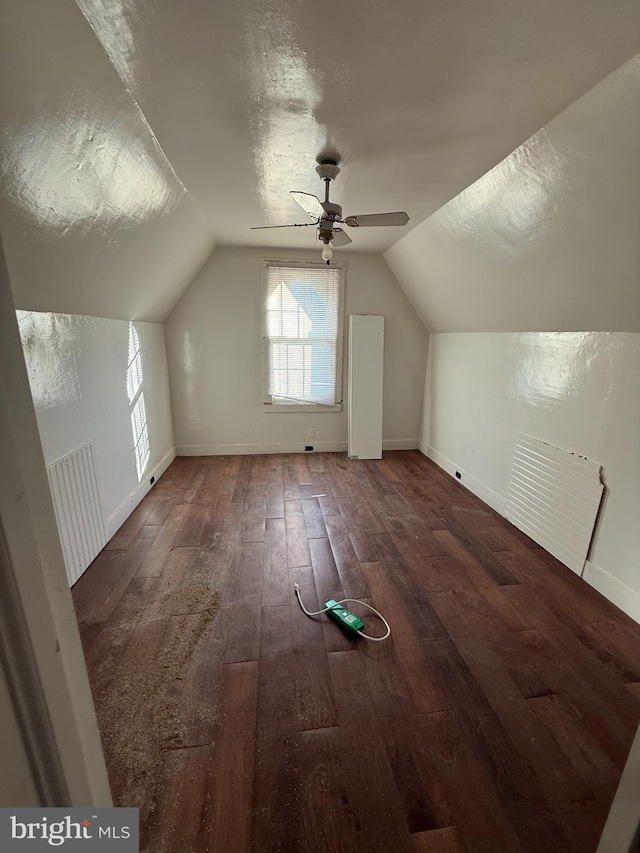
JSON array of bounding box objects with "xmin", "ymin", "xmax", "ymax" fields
[{"xmin": 72, "ymin": 450, "xmax": 640, "ymax": 852}]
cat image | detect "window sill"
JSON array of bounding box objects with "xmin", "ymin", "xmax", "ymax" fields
[{"xmin": 263, "ymin": 403, "xmax": 343, "ymax": 414}]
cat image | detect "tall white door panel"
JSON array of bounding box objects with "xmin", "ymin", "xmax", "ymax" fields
[{"xmin": 348, "ymin": 315, "xmax": 384, "ymax": 459}]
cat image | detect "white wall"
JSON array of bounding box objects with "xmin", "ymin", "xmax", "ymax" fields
[
  {"xmin": 1, "ymin": 236, "xmax": 111, "ymax": 807},
  {"xmin": 386, "ymin": 54, "xmax": 640, "ymax": 624},
  {"xmin": 422, "ymin": 333, "xmax": 640, "ymax": 621},
  {"xmin": 166, "ymin": 247, "xmax": 428, "ymax": 454},
  {"xmin": 598, "ymin": 723, "xmax": 640, "ymax": 852},
  {"xmin": 17, "ymin": 312, "xmax": 176, "ymax": 540},
  {"xmin": 0, "ymin": 660, "xmax": 39, "ymax": 806}
]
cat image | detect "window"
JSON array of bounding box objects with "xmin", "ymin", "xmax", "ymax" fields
[
  {"xmin": 263, "ymin": 261, "xmax": 344, "ymax": 411},
  {"xmin": 127, "ymin": 323, "xmax": 150, "ymax": 480}
]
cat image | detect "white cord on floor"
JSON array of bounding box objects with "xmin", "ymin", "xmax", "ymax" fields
[{"xmin": 294, "ymin": 583, "xmax": 391, "ymax": 642}]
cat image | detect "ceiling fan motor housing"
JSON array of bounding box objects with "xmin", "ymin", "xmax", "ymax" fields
[
  {"xmin": 318, "ymin": 220, "xmax": 335, "ymax": 243},
  {"xmin": 321, "ymin": 201, "xmax": 342, "ymax": 220}
]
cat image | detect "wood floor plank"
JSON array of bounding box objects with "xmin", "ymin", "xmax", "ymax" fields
[
  {"xmin": 288, "ymin": 566, "xmax": 338, "ymax": 730},
  {"xmin": 418, "ymin": 710, "xmax": 521, "ymax": 853},
  {"xmin": 302, "ymin": 495, "xmax": 328, "ymax": 539},
  {"xmin": 627, "ymin": 682, "xmax": 640, "ymax": 701},
  {"xmin": 73, "ymin": 525, "xmax": 161, "ymax": 624},
  {"xmin": 295, "ymin": 453, "xmax": 313, "ymax": 485},
  {"xmin": 141, "ymin": 743, "xmax": 216, "ymax": 853},
  {"xmin": 180, "ymin": 457, "xmax": 213, "ymax": 504},
  {"xmin": 527, "ymin": 692, "xmax": 620, "ymax": 806},
  {"xmin": 251, "ymin": 605, "xmax": 305, "ymax": 852},
  {"xmin": 421, "ymin": 640, "xmax": 577, "ymax": 853},
  {"xmin": 361, "ymin": 641, "xmax": 454, "ymax": 833},
  {"xmin": 309, "ymin": 537, "xmax": 356, "ymax": 653},
  {"xmin": 105, "ymin": 497, "xmax": 159, "ymax": 550},
  {"xmin": 79, "ymin": 575, "xmax": 158, "ymax": 699},
  {"xmin": 136, "ymin": 504, "xmax": 189, "ymax": 577},
  {"xmin": 433, "ymin": 528, "xmax": 520, "ymax": 587},
  {"xmin": 495, "ymin": 608, "xmax": 638, "ymax": 769},
  {"xmin": 283, "ymin": 455, "xmax": 301, "ymax": 501},
  {"xmin": 502, "ymin": 585, "xmax": 640, "ymax": 741},
  {"xmin": 285, "ymin": 498, "xmax": 311, "ymax": 568},
  {"xmin": 324, "ymin": 513, "xmax": 370, "ymax": 598},
  {"xmin": 372, "ymin": 533, "xmax": 448, "ymax": 640},
  {"xmin": 427, "ymin": 587, "xmax": 514, "ymax": 640},
  {"xmin": 362, "ymin": 561, "xmax": 450, "ymax": 714},
  {"xmin": 262, "ymin": 517, "xmax": 289, "ymax": 607},
  {"xmin": 349, "ymin": 531, "xmax": 378, "ymax": 563},
  {"xmin": 411, "ymin": 827, "xmax": 468, "ymax": 853},
  {"xmin": 299, "ymin": 727, "xmax": 360, "ymax": 852},
  {"xmin": 336, "ymin": 483, "xmax": 385, "ymax": 535},
  {"xmin": 208, "ymin": 661, "xmax": 259, "ymax": 853},
  {"xmin": 571, "ymin": 618, "xmax": 640, "ymax": 685},
  {"xmin": 490, "ymin": 630, "xmax": 557, "ymax": 700},
  {"xmin": 173, "ymin": 504, "xmax": 211, "ymax": 548},
  {"xmin": 328, "ymin": 650, "xmax": 414, "ymax": 852},
  {"xmin": 242, "ymin": 496, "xmax": 267, "ymax": 543},
  {"xmin": 265, "ymin": 459, "xmax": 285, "ymax": 519},
  {"xmin": 454, "ymin": 638, "xmax": 591, "ymax": 806},
  {"xmin": 223, "ymin": 542, "xmax": 264, "ymax": 664},
  {"xmin": 231, "ymin": 455, "xmax": 252, "ymax": 504},
  {"xmin": 74, "ymin": 450, "xmax": 640, "ymax": 853}
]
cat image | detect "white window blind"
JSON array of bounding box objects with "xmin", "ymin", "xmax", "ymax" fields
[{"xmin": 264, "ymin": 263, "xmax": 341, "ymax": 407}]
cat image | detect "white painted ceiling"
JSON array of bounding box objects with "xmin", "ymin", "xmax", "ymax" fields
[
  {"xmin": 1, "ymin": 0, "xmax": 640, "ymax": 320},
  {"xmin": 385, "ymin": 54, "xmax": 640, "ymax": 333}
]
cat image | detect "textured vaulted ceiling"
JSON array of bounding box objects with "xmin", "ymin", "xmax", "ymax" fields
[{"xmin": 1, "ymin": 0, "xmax": 640, "ymax": 321}]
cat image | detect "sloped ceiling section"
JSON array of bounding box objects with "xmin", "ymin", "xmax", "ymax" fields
[
  {"xmin": 0, "ymin": 0, "xmax": 215, "ymax": 323},
  {"xmin": 75, "ymin": 0, "xmax": 640, "ymax": 256},
  {"xmin": 3, "ymin": 0, "xmax": 640, "ymax": 322},
  {"xmin": 385, "ymin": 54, "xmax": 640, "ymax": 333}
]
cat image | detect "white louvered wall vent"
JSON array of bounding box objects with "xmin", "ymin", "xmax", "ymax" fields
[
  {"xmin": 47, "ymin": 443, "xmax": 107, "ymax": 586},
  {"xmin": 505, "ymin": 435, "xmax": 604, "ymax": 576}
]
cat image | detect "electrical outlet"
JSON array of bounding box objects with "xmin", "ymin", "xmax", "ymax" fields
[
  {"xmin": 308, "ymin": 427, "xmax": 315, "ymax": 439},
  {"xmin": 455, "ymin": 471, "xmax": 462, "ymax": 480}
]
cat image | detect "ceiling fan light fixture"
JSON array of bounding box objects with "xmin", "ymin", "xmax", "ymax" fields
[{"xmin": 321, "ymin": 243, "xmax": 333, "ymax": 262}]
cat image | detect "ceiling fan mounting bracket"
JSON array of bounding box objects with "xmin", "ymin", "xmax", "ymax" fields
[{"xmin": 316, "ymin": 160, "xmax": 341, "ymax": 182}]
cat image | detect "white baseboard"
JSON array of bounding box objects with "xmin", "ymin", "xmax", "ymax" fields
[
  {"xmin": 105, "ymin": 446, "xmax": 177, "ymax": 539},
  {"xmin": 583, "ymin": 561, "xmax": 640, "ymax": 624},
  {"xmin": 420, "ymin": 442, "xmax": 506, "ymax": 515},
  {"xmin": 419, "ymin": 442, "xmax": 640, "ymax": 626},
  {"xmin": 177, "ymin": 441, "xmax": 346, "ymax": 456},
  {"xmin": 177, "ymin": 438, "xmax": 418, "ymax": 456},
  {"xmin": 383, "ymin": 439, "xmax": 419, "ymax": 450}
]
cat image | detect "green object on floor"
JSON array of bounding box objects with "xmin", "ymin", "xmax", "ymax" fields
[{"xmin": 324, "ymin": 599, "xmax": 365, "ymax": 633}]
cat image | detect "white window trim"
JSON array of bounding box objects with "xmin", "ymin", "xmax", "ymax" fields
[{"xmin": 261, "ymin": 259, "xmax": 346, "ymax": 414}]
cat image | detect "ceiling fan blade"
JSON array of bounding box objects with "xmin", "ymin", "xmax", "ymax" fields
[
  {"xmin": 332, "ymin": 227, "xmax": 352, "ymax": 247},
  {"xmin": 291, "ymin": 191, "xmax": 324, "ymax": 219},
  {"xmin": 250, "ymin": 222, "xmax": 317, "ymax": 230},
  {"xmin": 344, "ymin": 212, "xmax": 410, "ymax": 227}
]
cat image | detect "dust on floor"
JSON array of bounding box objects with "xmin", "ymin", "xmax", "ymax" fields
[{"xmin": 94, "ymin": 573, "xmax": 221, "ymax": 812}]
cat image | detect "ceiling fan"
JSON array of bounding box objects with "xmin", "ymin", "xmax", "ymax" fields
[{"xmin": 251, "ymin": 159, "xmax": 410, "ymax": 263}]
